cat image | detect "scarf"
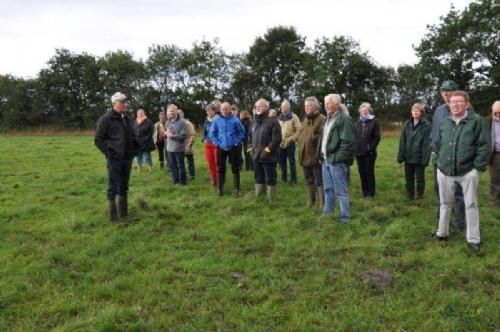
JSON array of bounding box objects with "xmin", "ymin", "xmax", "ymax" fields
[
  {"xmin": 359, "ymin": 114, "xmax": 375, "ymax": 122},
  {"xmin": 278, "ymin": 112, "xmax": 293, "ymax": 121}
]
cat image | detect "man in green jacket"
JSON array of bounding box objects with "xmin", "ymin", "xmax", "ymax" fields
[
  {"xmin": 434, "ymin": 91, "xmax": 490, "ymax": 252},
  {"xmin": 318, "ymin": 94, "xmax": 355, "ymax": 223}
]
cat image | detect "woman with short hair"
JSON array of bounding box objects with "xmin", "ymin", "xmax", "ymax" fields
[{"xmin": 134, "ymin": 108, "xmax": 156, "ymax": 172}]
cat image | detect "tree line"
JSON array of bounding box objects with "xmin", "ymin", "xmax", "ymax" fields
[{"xmin": 0, "ymin": 0, "xmax": 497, "ymax": 130}]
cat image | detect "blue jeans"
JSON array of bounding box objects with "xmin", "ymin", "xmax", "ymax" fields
[
  {"xmin": 106, "ymin": 158, "xmax": 133, "ymax": 199},
  {"xmin": 136, "ymin": 151, "xmax": 152, "ymax": 166},
  {"xmin": 168, "ymin": 151, "xmax": 186, "ymax": 185},
  {"xmin": 278, "ymin": 143, "xmax": 297, "ymax": 184},
  {"xmin": 322, "ymin": 161, "xmax": 350, "ymax": 222}
]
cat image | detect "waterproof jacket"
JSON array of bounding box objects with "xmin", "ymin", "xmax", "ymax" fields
[
  {"xmin": 241, "ymin": 118, "xmax": 252, "ymax": 144},
  {"xmin": 165, "ymin": 116, "xmax": 188, "ymax": 152},
  {"xmin": 436, "ymin": 111, "xmax": 490, "ymax": 176},
  {"xmin": 134, "ymin": 118, "xmax": 156, "ymax": 152},
  {"xmin": 202, "ymin": 117, "xmax": 215, "ymax": 144},
  {"xmin": 184, "ymin": 119, "xmax": 196, "ymax": 155},
  {"xmin": 153, "ymin": 120, "xmax": 166, "ymax": 145},
  {"xmin": 209, "ymin": 114, "xmax": 246, "ymax": 150},
  {"xmin": 318, "ymin": 111, "xmax": 355, "ymax": 166},
  {"xmin": 95, "ymin": 110, "xmax": 137, "ymax": 160},
  {"xmin": 297, "ymin": 112, "xmax": 325, "ymax": 167},
  {"xmin": 397, "ymin": 118, "xmax": 431, "ymax": 165},
  {"xmin": 430, "ymin": 103, "xmax": 450, "ymax": 153},
  {"xmin": 249, "ymin": 112, "xmax": 282, "ymax": 163},
  {"xmin": 355, "ymin": 117, "xmax": 380, "ymax": 156},
  {"xmin": 278, "ymin": 112, "xmax": 302, "ymax": 148}
]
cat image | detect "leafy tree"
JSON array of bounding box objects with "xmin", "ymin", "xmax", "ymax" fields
[
  {"xmin": 247, "ymin": 26, "xmax": 306, "ymax": 101},
  {"xmin": 414, "ymin": 0, "xmax": 499, "ymax": 114}
]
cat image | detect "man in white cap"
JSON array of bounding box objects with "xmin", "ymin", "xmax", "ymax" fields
[{"xmin": 95, "ymin": 92, "xmax": 137, "ymax": 222}]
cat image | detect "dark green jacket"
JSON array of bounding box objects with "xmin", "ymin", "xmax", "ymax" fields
[
  {"xmin": 436, "ymin": 111, "xmax": 490, "ymax": 176},
  {"xmin": 318, "ymin": 111, "xmax": 355, "ymax": 166},
  {"xmin": 397, "ymin": 118, "xmax": 431, "ymax": 166}
]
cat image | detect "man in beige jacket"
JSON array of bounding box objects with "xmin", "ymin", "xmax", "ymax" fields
[
  {"xmin": 178, "ymin": 109, "xmax": 196, "ymax": 180},
  {"xmin": 278, "ymin": 100, "xmax": 302, "ymax": 185}
]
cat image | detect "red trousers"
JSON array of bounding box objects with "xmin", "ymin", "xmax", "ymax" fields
[{"xmin": 204, "ymin": 141, "xmax": 218, "ymax": 186}]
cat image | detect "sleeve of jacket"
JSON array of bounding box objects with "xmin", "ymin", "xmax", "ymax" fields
[
  {"xmin": 209, "ymin": 119, "xmax": 220, "ymax": 147},
  {"xmin": 397, "ymin": 124, "xmax": 406, "ymax": 163},
  {"xmin": 474, "ymin": 116, "xmax": 491, "ymax": 171},
  {"xmin": 336, "ymin": 116, "xmax": 356, "ymax": 163},
  {"xmin": 187, "ymin": 121, "xmax": 196, "ymax": 146},
  {"xmin": 94, "ymin": 114, "xmax": 109, "ymax": 157},
  {"xmin": 290, "ymin": 114, "xmax": 302, "ymax": 142},
  {"xmin": 269, "ymin": 118, "xmax": 282, "ymax": 152},
  {"xmin": 176, "ymin": 120, "xmax": 188, "ymax": 141},
  {"xmin": 421, "ymin": 123, "xmax": 432, "ymax": 166},
  {"xmin": 236, "ymin": 119, "xmax": 246, "ymax": 145},
  {"xmin": 372, "ymin": 119, "xmax": 381, "ymax": 151},
  {"xmin": 153, "ymin": 123, "xmax": 158, "ymax": 145}
]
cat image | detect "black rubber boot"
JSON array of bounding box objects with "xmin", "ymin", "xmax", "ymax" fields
[
  {"xmin": 117, "ymin": 195, "xmax": 128, "ymax": 219},
  {"xmin": 233, "ymin": 173, "xmax": 241, "ymax": 197},
  {"xmin": 108, "ymin": 198, "xmax": 118, "ymax": 222},
  {"xmin": 217, "ymin": 173, "xmax": 225, "ymax": 196}
]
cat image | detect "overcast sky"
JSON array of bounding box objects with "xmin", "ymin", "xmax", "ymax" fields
[{"xmin": 0, "ymin": 0, "xmax": 474, "ymax": 78}]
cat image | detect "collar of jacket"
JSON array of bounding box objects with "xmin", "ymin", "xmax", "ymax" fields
[{"xmin": 278, "ymin": 112, "xmax": 293, "ymax": 121}]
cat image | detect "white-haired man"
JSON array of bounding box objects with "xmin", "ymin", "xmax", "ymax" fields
[
  {"xmin": 318, "ymin": 94, "xmax": 355, "ymax": 223},
  {"xmin": 95, "ymin": 92, "xmax": 137, "ymax": 222}
]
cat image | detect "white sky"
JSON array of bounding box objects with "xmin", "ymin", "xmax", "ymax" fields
[{"xmin": 0, "ymin": 0, "xmax": 474, "ymax": 78}]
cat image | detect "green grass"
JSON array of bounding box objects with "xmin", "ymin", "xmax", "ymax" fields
[{"xmin": 0, "ymin": 134, "xmax": 498, "ymax": 331}]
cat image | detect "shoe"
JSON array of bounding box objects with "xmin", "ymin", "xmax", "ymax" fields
[
  {"xmin": 255, "ymin": 184, "xmax": 265, "ymax": 198},
  {"xmin": 117, "ymin": 195, "xmax": 128, "ymax": 219},
  {"xmin": 432, "ymin": 233, "xmax": 448, "ymax": 241},
  {"xmin": 467, "ymin": 242, "xmax": 480, "ymax": 252},
  {"xmin": 267, "ymin": 185, "xmax": 276, "ymax": 203},
  {"xmin": 306, "ymin": 185, "xmax": 316, "ymax": 208}
]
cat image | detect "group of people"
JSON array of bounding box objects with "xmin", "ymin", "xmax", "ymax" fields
[{"xmin": 95, "ymin": 82, "xmax": 499, "ymax": 252}]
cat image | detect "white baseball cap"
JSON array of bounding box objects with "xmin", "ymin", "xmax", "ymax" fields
[{"xmin": 111, "ymin": 92, "xmax": 128, "ymax": 103}]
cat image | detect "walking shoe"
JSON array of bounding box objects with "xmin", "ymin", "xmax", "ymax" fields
[
  {"xmin": 467, "ymin": 242, "xmax": 480, "ymax": 252},
  {"xmin": 431, "ymin": 233, "xmax": 448, "ymax": 241}
]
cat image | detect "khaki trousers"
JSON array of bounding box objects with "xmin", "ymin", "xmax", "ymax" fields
[{"xmin": 437, "ymin": 168, "xmax": 480, "ymax": 244}]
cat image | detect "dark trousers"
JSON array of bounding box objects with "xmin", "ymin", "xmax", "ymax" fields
[
  {"xmin": 356, "ymin": 153, "xmax": 377, "ymax": 197},
  {"xmin": 217, "ymin": 146, "xmax": 240, "ymax": 175},
  {"xmin": 404, "ymin": 163, "xmax": 425, "ymax": 197},
  {"xmin": 242, "ymin": 141, "xmax": 253, "ymax": 171},
  {"xmin": 168, "ymin": 151, "xmax": 187, "ymax": 185},
  {"xmin": 433, "ymin": 163, "xmax": 465, "ymax": 228},
  {"xmin": 185, "ymin": 153, "xmax": 195, "ymax": 178},
  {"xmin": 255, "ymin": 162, "xmax": 277, "ymax": 186},
  {"xmin": 302, "ymin": 165, "xmax": 323, "ymax": 186},
  {"xmin": 106, "ymin": 158, "xmax": 133, "ymax": 199},
  {"xmin": 156, "ymin": 142, "xmax": 165, "ymax": 164},
  {"xmin": 278, "ymin": 143, "xmax": 297, "ymax": 184},
  {"xmin": 490, "ymin": 152, "xmax": 500, "ymax": 205}
]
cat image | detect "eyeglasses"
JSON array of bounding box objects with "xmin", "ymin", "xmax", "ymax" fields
[
  {"xmin": 450, "ymin": 100, "xmax": 466, "ymax": 104},
  {"xmin": 493, "ymin": 112, "xmax": 500, "ymax": 116}
]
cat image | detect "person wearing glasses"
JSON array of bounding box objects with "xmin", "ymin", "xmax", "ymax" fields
[
  {"xmin": 433, "ymin": 91, "xmax": 490, "ymax": 252},
  {"xmin": 430, "ymin": 80, "xmax": 466, "ymax": 233},
  {"xmin": 95, "ymin": 92, "xmax": 138, "ymax": 222}
]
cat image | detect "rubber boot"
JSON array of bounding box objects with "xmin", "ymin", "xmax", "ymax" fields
[
  {"xmin": 317, "ymin": 186, "xmax": 325, "ymax": 210},
  {"xmin": 255, "ymin": 184, "xmax": 265, "ymax": 198},
  {"xmin": 267, "ymin": 185, "xmax": 276, "ymax": 203},
  {"xmin": 108, "ymin": 198, "xmax": 117, "ymax": 222},
  {"xmin": 217, "ymin": 173, "xmax": 225, "ymax": 196},
  {"xmin": 117, "ymin": 195, "xmax": 128, "ymax": 219},
  {"xmin": 307, "ymin": 185, "xmax": 316, "ymax": 208},
  {"xmin": 233, "ymin": 173, "xmax": 241, "ymax": 197}
]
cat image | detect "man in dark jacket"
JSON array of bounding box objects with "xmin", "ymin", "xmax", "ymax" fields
[
  {"xmin": 318, "ymin": 94, "xmax": 355, "ymax": 223},
  {"xmin": 95, "ymin": 92, "xmax": 137, "ymax": 222},
  {"xmin": 430, "ymin": 80, "xmax": 465, "ymax": 232},
  {"xmin": 248, "ymin": 98, "xmax": 282, "ymax": 203},
  {"xmin": 209, "ymin": 102, "xmax": 246, "ymax": 197},
  {"xmin": 433, "ymin": 91, "xmax": 490, "ymax": 252}
]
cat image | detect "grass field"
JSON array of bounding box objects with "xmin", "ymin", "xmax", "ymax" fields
[{"xmin": 0, "ymin": 134, "xmax": 498, "ymax": 331}]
